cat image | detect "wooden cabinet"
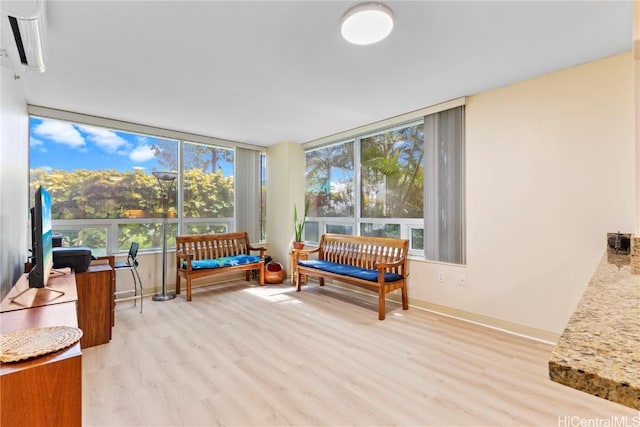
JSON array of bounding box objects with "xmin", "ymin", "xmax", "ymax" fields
[
  {"xmin": 0, "ymin": 274, "xmax": 82, "ymax": 427},
  {"xmin": 75, "ymin": 264, "xmax": 114, "ymax": 348},
  {"xmin": 1, "ymin": 262, "xmax": 115, "ymax": 426}
]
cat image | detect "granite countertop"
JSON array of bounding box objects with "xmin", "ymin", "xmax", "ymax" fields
[{"xmin": 549, "ymin": 252, "xmax": 640, "ymax": 410}]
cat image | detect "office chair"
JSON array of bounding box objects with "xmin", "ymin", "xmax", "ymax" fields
[{"xmin": 114, "ymin": 242, "xmax": 143, "ymax": 313}]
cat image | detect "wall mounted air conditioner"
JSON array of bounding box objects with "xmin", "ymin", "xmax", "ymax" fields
[{"xmin": 2, "ymin": 0, "xmax": 48, "ymax": 73}]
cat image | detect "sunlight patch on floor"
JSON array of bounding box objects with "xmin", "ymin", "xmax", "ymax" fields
[{"xmin": 243, "ymin": 286, "xmax": 299, "ymax": 303}]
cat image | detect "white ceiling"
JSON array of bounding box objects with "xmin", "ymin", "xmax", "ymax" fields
[{"xmin": 1, "ymin": 1, "xmax": 633, "ymax": 147}]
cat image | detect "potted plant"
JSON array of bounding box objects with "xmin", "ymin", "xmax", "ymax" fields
[{"xmin": 293, "ymin": 200, "xmax": 310, "ymax": 249}]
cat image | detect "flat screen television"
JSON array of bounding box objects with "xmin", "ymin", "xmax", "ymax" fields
[{"xmin": 28, "ymin": 185, "xmax": 53, "ymax": 288}]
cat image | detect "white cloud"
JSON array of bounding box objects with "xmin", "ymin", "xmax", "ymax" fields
[
  {"xmin": 76, "ymin": 124, "xmax": 128, "ymax": 153},
  {"xmin": 32, "ymin": 119, "xmax": 85, "ymax": 148},
  {"xmin": 30, "ymin": 137, "xmax": 43, "ymax": 147},
  {"xmin": 130, "ymin": 144, "xmax": 155, "ymax": 163}
]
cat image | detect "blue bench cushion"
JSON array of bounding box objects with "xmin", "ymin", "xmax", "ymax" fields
[
  {"xmin": 298, "ymin": 259, "xmax": 403, "ymax": 283},
  {"xmin": 183, "ymin": 255, "xmax": 261, "ymax": 270}
]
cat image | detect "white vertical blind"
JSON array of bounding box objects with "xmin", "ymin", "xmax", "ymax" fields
[
  {"xmin": 424, "ymin": 106, "xmax": 466, "ymax": 264},
  {"xmin": 235, "ymin": 147, "xmax": 262, "ymax": 242}
]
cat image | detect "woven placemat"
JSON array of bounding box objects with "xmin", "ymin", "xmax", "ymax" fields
[{"xmin": 0, "ymin": 326, "xmax": 83, "ymax": 363}]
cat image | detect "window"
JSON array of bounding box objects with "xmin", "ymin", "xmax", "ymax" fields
[
  {"xmin": 29, "ymin": 116, "xmax": 179, "ymax": 253},
  {"xmin": 52, "ymin": 226, "xmax": 108, "ymax": 256},
  {"xmin": 304, "ymin": 105, "xmax": 465, "ymax": 263},
  {"xmin": 304, "ymin": 122, "xmax": 424, "ymax": 254},
  {"xmin": 182, "ymin": 141, "xmax": 234, "ymax": 234},
  {"xmin": 360, "ymin": 223, "xmax": 400, "ymax": 239},
  {"xmin": 29, "ymin": 113, "xmax": 264, "ymax": 254},
  {"xmin": 305, "ymin": 141, "xmax": 354, "ymax": 218},
  {"xmin": 360, "ymin": 122, "xmax": 424, "ymax": 219}
]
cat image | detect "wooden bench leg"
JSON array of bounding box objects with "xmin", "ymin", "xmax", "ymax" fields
[
  {"xmin": 296, "ymin": 270, "xmax": 302, "ymax": 291},
  {"xmin": 258, "ymin": 265, "xmax": 264, "ymax": 286},
  {"xmin": 401, "ymin": 283, "xmax": 408, "ymax": 310},
  {"xmin": 378, "ymin": 287, "xmax": 386, "ymax": 320},
  {"xmin": 175, "ymin": 274, "xmax": 181, "ymax": 295},
  {"xmin": 186, "ymin": 276, "xmax": 192, "ymax": 301}
]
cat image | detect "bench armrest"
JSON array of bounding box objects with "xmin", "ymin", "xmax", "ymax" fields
[
  {"xmin": 375, "ymin": 258, "xmax": 407, "ymax": 282},
  {"xmin": 176, "ymin": 253, "xmax": 194, "ymax": 271},
  {"xmin": 248, "ymin": 245, "xmax": 266, "ymax": 258},
  {"xmin": 374, "ymin": 258, "xmax": 405, "ymax": 270},
  {"xmin": 294, "ymin": 247, "xmax": 319, "ymax": 254},
  {"xmin": 293, "ymin": 246, "xmax": 319, "ymax": 263}
]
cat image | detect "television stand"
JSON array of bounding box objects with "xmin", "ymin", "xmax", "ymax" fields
[
  {"xmin": 8, "ymin": 286, "xmax": 65, "ymax": 303},
  {"xmin": 51, "ymin": 268, "xmax": 70, "ymax": 276}
]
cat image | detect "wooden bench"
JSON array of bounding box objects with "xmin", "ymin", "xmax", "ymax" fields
[
  {"xmin": 175, "ymin": 232, "xmax": 265, "ymax": 301},
  {"xmin": 293, "ymin": 233, "xmax": 409, "ymax": 320}
]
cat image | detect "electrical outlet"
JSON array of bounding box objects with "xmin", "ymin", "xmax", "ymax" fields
[
  {"xmin": 438, "ymin": 272, "xmax": 445, "ymax": 282},
  {"xmin": 458, "ymin": 274, "xmax": 466, "ymax": 286}
]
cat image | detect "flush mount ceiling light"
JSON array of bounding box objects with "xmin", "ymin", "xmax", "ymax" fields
[{"xmin": 341, "ymin": 2, "xmax": 394, "ymax": 46}]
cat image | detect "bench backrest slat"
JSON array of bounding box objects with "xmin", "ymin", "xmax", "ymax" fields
[
  {"xmin": 176, "ymin": 232, "xmax": 252, "ymax": 260},
  {"xmin": 318, "ymin": 233, "xmax": 408, "ymax": 274}
]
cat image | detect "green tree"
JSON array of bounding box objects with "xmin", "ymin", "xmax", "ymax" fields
[
  {"xmin": 361, "ymin": 124, "xmax": 423, "ymax": 218},
  {"xmin": 184, "ymin": 143, "xmax": 234, "ymax": 174},
  {"xmin": 305, "ymin": 142, "xmax": 354, "ymax": 217}
]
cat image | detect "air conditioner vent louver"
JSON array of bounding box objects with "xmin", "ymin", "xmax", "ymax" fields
[{"xmin": 9, "ymin": 16, "xmax": 29, "ymax": 65}]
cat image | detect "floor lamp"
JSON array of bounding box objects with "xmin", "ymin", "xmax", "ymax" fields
[{"xmin": 152, "ymin": 171, "xmax": 177, "ymax": 301}]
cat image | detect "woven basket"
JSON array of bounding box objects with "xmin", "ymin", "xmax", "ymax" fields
[
  {"xmin": 264, "ymin": 262, "xmax": 285, "ymax": 284},
  {"xmin": 0, "ymin": 326, "xmax": 83, "ymax": 363}
]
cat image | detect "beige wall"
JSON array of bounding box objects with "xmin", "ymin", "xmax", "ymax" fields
[
  {"xmin": 0, "ymin": 67, "xmax": 29, "ymax": 299},
  {"xmin": 407, "ymin": 52, "xmax": 634, "ymax": 340},
  {"xmin": 266, "ymin": 141, "xmax": 305, "ymax": 264}
]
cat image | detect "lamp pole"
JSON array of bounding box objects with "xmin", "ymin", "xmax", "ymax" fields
[{"xmin": 152, "ymin": 171, "xmax": 177, "ymax": 301}]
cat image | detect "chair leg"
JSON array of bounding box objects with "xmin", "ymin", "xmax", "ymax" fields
[
  {"xmin": 129, "ymin": 270, "xmax": 137, "ymax": 300},
  {"xmin": 133, "ymin": 265, "xmax": 143, "ymax": 313}
]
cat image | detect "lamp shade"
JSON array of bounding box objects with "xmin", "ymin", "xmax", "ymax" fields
[{"xmin": 341, "ymin": 2, "xmax": 394, "ymax": 45}]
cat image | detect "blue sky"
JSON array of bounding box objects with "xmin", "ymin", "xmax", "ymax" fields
[{"xmin": 29, "ymin": 117, "xmax": 233, "ymax": 176}]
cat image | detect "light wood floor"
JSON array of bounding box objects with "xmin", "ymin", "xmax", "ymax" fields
[{"xmin": 82, "ymin": 280, "xmax": 637, "ymax": 426}]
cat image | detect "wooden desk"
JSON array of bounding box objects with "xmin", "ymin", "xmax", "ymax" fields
[{"xmin": 0, "ymin": 274, "xmax": 82, "ymax": 427}]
